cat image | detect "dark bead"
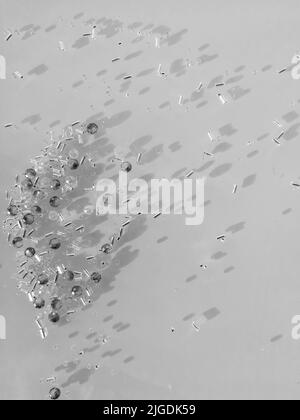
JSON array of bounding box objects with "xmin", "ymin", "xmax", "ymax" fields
[
  {"xmin": 51, "ymin": 179, "xmax": 61, "ymax": 190},
  {"xmin": 63, "ymin": 270, "xmax": 74, "ymax": 281},
  {"xmin": 32, "ymin": 205, "xmax": 42, "ymax": 214},
  {"xmin": 90, "ymin": 272, "xmax": 102, "ymax": 283},
  {"xmin": 34, "ymin": 297, "xmax": 45, "ymax": 309},
  {"xmin": 49, "ymin": 238, "xmax": 61, "ymax": 250},
  {"xmin": 7, "ymin": 205, "xmax": 18, "ymax": 216},
  {"xmin": 49, "ymin": 387, "xmax": 61, "ymax": 400},
  {"xmin": 38, "ymin": 273, "xmax": 49, "ymax": 285},
  {"xmin": 71, "ymin": 285, "xmax": 83, "ymax": 297},
  {"xmin": 86, "ymin": 122, "xmax": 98, "ymax": 135},
  {"xmin": 21, "ymin": 178, "xmax": 33, "ymax": 190},
  {"xmin": 25, "ymin": 168, "xmax": 37, "ymax": 178},
  {"xmin": 25, "ymin": 247, "xmax": 36, "ymax": 258},
  {"xmin": 33, "ymin": 190, "xmax": 45, "ymax": 200},
  {"xmin": 49, "ymin": 196, "xmax": 61, "ymax": 208},
  {"xmin": 121, "ymin": 161, "xmax": 132, "ymax": 173},
  {"xmin": 23, "ymin": 213, "xmax": 35, "ymax": 225},
  {"xmin": 68, "ymin": 158, "xmax": 79, "ymax": 170},
  {"xmin": 48, "ymin": 312, "xmax": 60, "ymax": 323},
  {"xmin": 51, "ymin": 297, "xmax": 63, "ymax": 311},
  {"xmin": 12, "ymin": 237, "xmax": 23, "ymax": 248},
  {"xmin": 101, "ymin": 243, "xmax": 113, "ymax": 254}
]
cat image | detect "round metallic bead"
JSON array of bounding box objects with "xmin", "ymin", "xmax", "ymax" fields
[
  {"xmin": 33, "ymin": 189, "xmax": 45, "ymax": 200},
  {"xmin": 23, "ymin": 213, "xmax": 35, "ymax": 225},
  {"xmin": 7, "ymin": 204, "xmax": 19, "ymax": 216},
  {"xmin": 120, "ymin": 161, "xmax": 132, "ymax": 173},
  {"xmin": 25, "ymin": 168, "xmax": 37, "ymax": 178},
  {"xmin": 49, "ymin": 196, "xmax": 61, "ymax": 208},
  {"xmin": 48, "ymin": 311, "xmax": 60, "ymax": 323},
  {"xmin": 49, "ymin": 387, "xmax": 61, "ymax": 400},
  {"xmin": 90, "ymin": 272, "xmax": 102, "ymax": 283},
  {"xmin": 32, "ymin": 205, "xmax": 42, "ymax": 214},
  {"xmin": 86, "ymin": 122, "xmax": 98, "ymax": 135},
  {"xmin": 71, "ymin": 285, "xmax": 83, "ymax": 297},
  {"xmin": 24, "ymin": 247, "xmax": 36, "ymax": 258},
  {"xmin": 101, "ymin": 243, "xmax": 113, "ymax": 254},
  {"xmin": 68, "ymin": 158, "xmax": 79, "ymax": 170},
  {"xmin": 33, "ymin": 297, "xmax": 45, "ymax": 309},
  {"xmin": 63, "ymin": 270, "xmax": 75, "ymax": 281},
  {"xmin": 49, "ymin": 238, "xmax": 61, "ymax": 250},
  {"xmin": 38, "ymin": 273, "xmax": 49, "ymax": 285},
  {"xmin": 51, "ymin": 297, "xmax": 63, "ymax": 311},
  {"xmin": 21, "ymin": 178, "xmax": 33, "ymax": 190},
  {"xmin": 50, "ymin": 179, "xmax": 61, "ymax": 190},
  {"xmin": 12, "ymin": 237, "xmax": 23, "ymax": 248}
]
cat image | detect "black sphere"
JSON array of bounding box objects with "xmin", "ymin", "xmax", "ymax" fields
[
  {"xmin": 48, "ymin": 312, "xmax": 60, "ymax": 323},
  {"xmin": 34, "ymin": 297, "xmax": 45, "ymax": 309},
  {"xmin": 49, "ymin": 238, "xmax": 61, "ymax": 250},
  {"xmin": 71, "ymin": 285, "xmax": 83, "ymax": 297},
  {"xmin": 86, "ymin": 122, "xmax": 98, "ymax": 135},
  {"xmin": 25, "ymin": 247, "xmax": 36, "ymax": 258},
  {"xmin": 51, "ymin": 297, "xmax": 63, "ymax": 311},
  {"xmin": 101, "ymin": 243, "xmax": 112, "ymax": 254},
  {"xmin": 68, "ymin": 158, "xmax": 79, "ymax": 170},
  {"xmin": 121, "ymin": 161, "xmax": 132, "ymax": 173},
  {"xmin": 21, "ymin": 178, "xmax": 33, "ymax": 190},
  {"xmin": 90, "ymin": 272, "xmax": 102, "ymax": 283},
  {"xmin": 49, "ymin": 196, "xmax": 61, "ymax": 208},
  {"xmin": 49, "ymin": 387, "xmax": 61, "ymax": 400},
  {"xmin": 23, "ymin": 213, "xmax": 35, "ymax": 225},
  {"xmin": 51, "ymin": 179, "xmax": 61, "ymax": 190},
  {"xmin": 7, "ymin": 205, "xmax": 18, "ymax": 216},
  {"xmin": 33, "ymin": 189, "xmax": 45, "ymax": 200},
  {"xmin": 63, "ymin": 270, "xmax": 75, "ymax": 281},
  {"xmin": 12, "ymin": 237, "xmax": 23, "ymax": 248},
  {"xmin": 38, "ymin": 273, "xmax": 49, "ymax": 285},
  {"xmin": 25, "ymin": 168, "xmax": 37, "ymax": 178},
  {"xmin": 32, "ymin": 205, "xmax": 42, "ymax": 214}
]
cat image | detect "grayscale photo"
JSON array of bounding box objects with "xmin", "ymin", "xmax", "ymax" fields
[{"xmin": 1, "ymin": 0, "xmax": 300, "ymax": 403}]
